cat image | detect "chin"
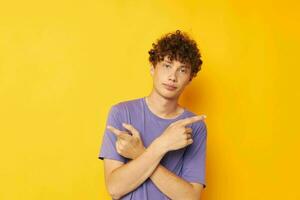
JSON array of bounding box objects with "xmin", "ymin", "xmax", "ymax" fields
[
  {"xmin": 159, "ymin": 89, "xmax": 180, "ymax": 100},
  {"xmin": 153, "ymin": 84, "xmax": 181, "ymax": 100}
]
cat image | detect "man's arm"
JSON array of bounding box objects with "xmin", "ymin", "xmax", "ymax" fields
[
  {"xmin": 104, "ymin": 150, "xmax": 202, "ymax": 200},
  {"xmin": 150, "ymin": 156, "xmax": 203, "ymax": 200},
  {"xmin": 106, "ymin": 116, "xmax": 205, "ymax": 199},
  {"xmin": 107, "ymin": 116, "xmax": 203, "ymax": 198},
  {"xmin": 146, "ymin": 121, "xmax": 207, "ymax": 200},
  {"xmin": 148, "ymin": 123, "xmax": 207, "ymax": 200},
  {"xmin": 105, "ymin": 139, "xmax": 166, "ymax": 199}
]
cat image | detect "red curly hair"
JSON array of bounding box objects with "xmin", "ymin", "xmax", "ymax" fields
[{"xmin": 148, "ymin": 30, "xmax": 203, "ymax": 80}]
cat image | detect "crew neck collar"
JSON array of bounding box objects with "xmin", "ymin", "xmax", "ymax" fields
[{"xmin": 142, "ymin": 96, "xmax": 187, "ymax": 121}]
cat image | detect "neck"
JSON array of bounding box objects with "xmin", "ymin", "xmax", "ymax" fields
[{"xmin": 145, "ymin": 88, "xmax": 184, "ymax": 119}]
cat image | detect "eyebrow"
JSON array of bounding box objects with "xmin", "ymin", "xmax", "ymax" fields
[{"xmin": 163, "ymin": 61, "xmax": 189, "ymax": 68}]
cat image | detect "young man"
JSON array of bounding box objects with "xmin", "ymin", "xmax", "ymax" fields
[{"xmin": 98, "ymin": 30, "xmax": 207, "ymax": 200}]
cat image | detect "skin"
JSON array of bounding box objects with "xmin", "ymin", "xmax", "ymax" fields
[
  {"xmin": 147, "ymin": 55, "xmax": 193, "ymax": 118},
  {"xmin": 103, "ymin": 55, "xmax": 207, "ymax": 199}
]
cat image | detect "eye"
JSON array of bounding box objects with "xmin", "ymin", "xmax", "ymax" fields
[
  {"xmin": 180, "ymin": 68, "xmax": 187, "ymax": 73},
  {"xmin": 164, "ymin": 64, "xmax": 171, "ymax": 68}
]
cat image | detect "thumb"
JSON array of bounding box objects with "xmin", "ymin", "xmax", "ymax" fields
[{"xmin": 122, "ymin": 123, "xmax": 141, "ymax": 138}]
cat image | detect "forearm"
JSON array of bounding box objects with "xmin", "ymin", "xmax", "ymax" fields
[
  {"xmin": 150, "ymin": 164, "xmax": 199, "ymax": 200},
  {"xmin": 108, "ymin": 139, "xmax": 166, "ymax": 199}
]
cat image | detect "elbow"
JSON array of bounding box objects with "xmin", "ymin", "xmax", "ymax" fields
[
  {"xmin": 178, "ymin": 195, "xmax": 199, "ymax": 200},
  {"xmin": 190, "ymin": 195, "xmax": 200, "ymax": 200},
  {"xmin": 188, "ymin": 195, "xmax": 201, "ymax": 200},
  {"xmin": 108, "ymin": 188, "xmax": 121, "ymax": 199},
  {"xmin": 185, "ymin": 190, "xmax": 201, "ymax": 200},
  {"xmin": 191, "ymin": 192, "xmax": 202, "ymax": 200},
  {"xmin": 110, "ymin": 193, "xmax": 121, "ymax": 200},
  {"xmin": 193, "ymin": 196, "xmax": 201, "ymax": 200},
  {"xmin": 107, "ymin": 183, "xmax": 122, "ymax": 200},
  {"xmin": 179, "ymin": 192, "xmax": 199, "ymax": 200},
  {"xmin": 107, "ymin": 177, "xmax": 124, "ymax": 200},
  {"xmin": 108, "ymin": 191, "xmax": 118, "ymax": 199}
]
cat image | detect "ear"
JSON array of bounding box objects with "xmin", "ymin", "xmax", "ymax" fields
[
  {"xmin": 188, "ymin": 73, "xmax": 194, "ymax": 82},
  {"xmin": 150, "ymin": 65, "xmax": 154, "ymax": 76}
]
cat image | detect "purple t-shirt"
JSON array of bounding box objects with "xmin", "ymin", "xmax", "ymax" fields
[{"xmin": 98, "ymin": 97, "xmax": 207, "ymax": 200}]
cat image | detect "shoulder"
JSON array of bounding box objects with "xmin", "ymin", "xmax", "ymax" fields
[{"xmin": 109, "ymin": 97, "xmax": 143, "ymax": 115}]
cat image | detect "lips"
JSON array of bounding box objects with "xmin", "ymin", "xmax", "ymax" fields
[{"xmin": 163, "ymin": 83, "xmax": 177, "ymax": 91}]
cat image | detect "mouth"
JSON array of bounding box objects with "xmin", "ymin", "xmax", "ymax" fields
[{"xmin": 163, "ymin": 83, "xmax": 177, "ymax": 91}]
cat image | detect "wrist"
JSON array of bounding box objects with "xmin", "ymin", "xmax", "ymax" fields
[
  {"xmin": 152, "ymin": 137, "xmax": 169, "ymax": 155},
  {"xmin": 138, "ymin": 147, "xmax": 146, "ymax": 158}
]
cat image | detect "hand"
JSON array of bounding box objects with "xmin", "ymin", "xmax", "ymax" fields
[
  {"xmin": 157, "ymin": 115, "xmax": 206, "ymax": 152},
  {"xmin": 107, "ymin": 123, "xmax": 145, "ymax": 159}
]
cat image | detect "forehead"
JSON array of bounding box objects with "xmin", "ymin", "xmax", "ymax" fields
[{"xmin": 162, "ymin": 56, "xmax": 190, "ymax": 68}]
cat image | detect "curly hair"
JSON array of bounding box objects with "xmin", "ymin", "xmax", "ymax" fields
[{"xmin": 148, "ymin": 30, "xmax": 203, "ymax": 80}]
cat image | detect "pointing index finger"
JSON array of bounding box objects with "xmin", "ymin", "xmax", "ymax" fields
[
  {"xmin": 107, "ymin": 125, "xmax": 122, "ymax": 136},
  {"xmin": 179, "ymin": 115, "xmax": 206, "ymax": 126}
]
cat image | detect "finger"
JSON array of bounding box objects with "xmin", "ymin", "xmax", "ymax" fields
[
  {"xmin": 185, "ymin": 127, "xmax": 192, "ymax": 133},
  {"xmin": 178, "ymin": 115, "xmax": 206, "ymax": 126},
  {"xmin": 186, "ymin": 133, "xmax": 192, "ymax": 139},
  {"xmin": 116, "ymin": 141, "xmax": 121, "ymax": 154},
  {"xmin": 107, "ymin": 125, "xmax": 122, "ymax": 136},
  {"xmin": 187, "ymin": 138, "xmax": 193, "ymax": 145},
  {"xmin": 122, "ymin": 123, "xmax": 141, "ymax": 138},
  {"xmin": 118, "ymin": 138, "xmax": 128, "ymax": 146},
  {"xmin": 107, "ymin": 125, "xmax": 132, "ymax": 140},
  {"xmin": 118, "ymin": 132, "xmax": 132, "ymax": 140}
]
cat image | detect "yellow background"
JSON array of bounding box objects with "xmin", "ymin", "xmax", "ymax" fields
[{"xmin": 0, "ymin": 0, "xmax": 299, "ymax": 199}]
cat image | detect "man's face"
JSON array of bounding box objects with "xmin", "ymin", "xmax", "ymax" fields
[{"xmin": 150, "ymin": 56, "xmax": 192, "ymax": 100}]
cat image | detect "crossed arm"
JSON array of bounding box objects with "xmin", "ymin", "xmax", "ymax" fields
[
  {"xmin": 148, "ymin": 161, "xmax": 203, "ymax": 200},
  {"xmin": 104, "ymin": 122, "xmax": 204, "ymax": 199},
  {"xmin": 104, "ymin": 145, "xmax": 203, "ymax": 200}
]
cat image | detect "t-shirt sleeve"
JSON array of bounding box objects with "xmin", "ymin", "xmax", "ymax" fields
[
  {"xmin": 180, "ymin": 121, "xmax": 207, "ymax": 188},
  {"xmin": 98, "ymin": 105, "xmax": 127, "ymax": 163}
]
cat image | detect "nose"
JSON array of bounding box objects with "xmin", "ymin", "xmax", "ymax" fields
[{"xmin": 168, "ymin": 70, "xmax": 177, "ymax": 82}]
